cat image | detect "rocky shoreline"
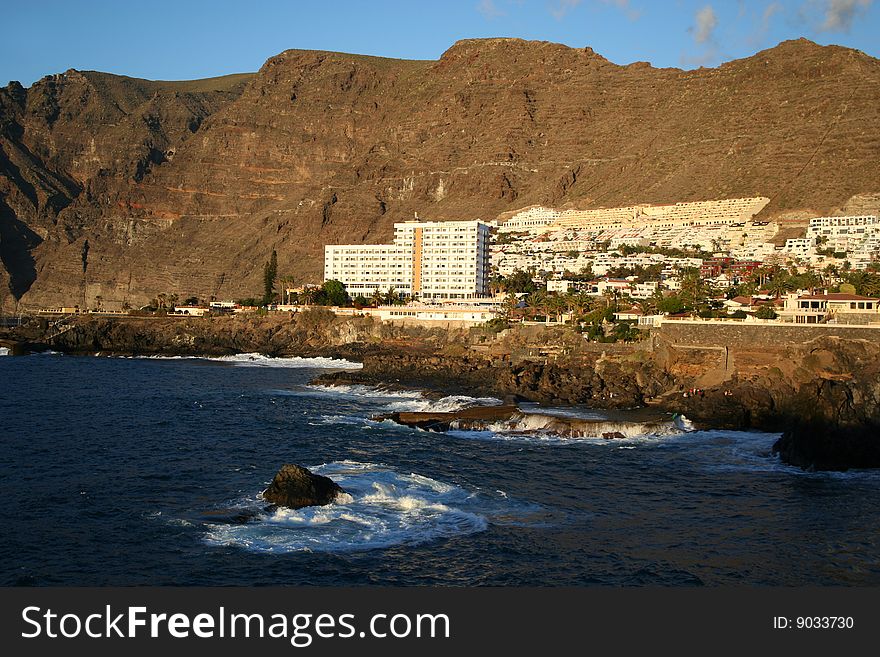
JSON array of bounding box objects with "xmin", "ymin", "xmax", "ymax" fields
[{"xmin": 3, "ymin": 313, "xmax": 879, "ymax": 471}]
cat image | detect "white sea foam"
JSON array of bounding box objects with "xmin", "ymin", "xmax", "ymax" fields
[
  {"xmin": 301, "ymin": 384, "xmax": 426, "ymax": 401},
  {"xmin": 215, "ymin": 354, "xmax": 362, "ymax": 369},
  {"xmin": 0, "ymin": 347, "xmax": 9, "ymax": 356},
  {"xmin": 126, "ymin": 353, "xmax": 362, "ymax": 369},
  {"xmin": 446, "ymin": 416, "xmax": 686, "ymax": 446},
  {"xmin": 515, "ymin": 403, "xmax": 608, "ymax": 421},
  {"xmin": 203, "ymin": 461, "xmax": 536, "ymax": 553},
  {"xmin": 301, "ymin": 383, "xmax": 501, "ymax": 413},
  {"xmin": 385, "ymin": 394, "xmax": 503, "ymax": 413},
  {"xmin": 673, "ymin": 414, "xmax": 697, "ymax": 432}
]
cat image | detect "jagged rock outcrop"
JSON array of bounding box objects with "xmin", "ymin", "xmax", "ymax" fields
[
  {"xmin": 3, "ymin": 309, "xmax": 386, "ymax": 357},
  {"xmin": 772, "ymin": 422, "xmax": 880, "ymax": 471},
  {"xmin": 373, "ymin": 405, "xmax": 520, "ymax": 432},
  {"xmin": 2, "ymin": 38, "xmax": 880, "ymax": 310},
  {"xmin": 262, "ymin": 464, "xmax": 346, "ymax": 509},
  {"xmin": 320, "ymin": 349, "xmax": 672, "ymax": 408}
]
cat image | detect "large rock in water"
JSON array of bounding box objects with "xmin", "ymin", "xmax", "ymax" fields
[
  {"xmin": 773, "ymin": 422, "xmax": 880, "ymax": 471},
  {"xmin": 262, "ymin": 464, "xmax": 346, "ymax": 509}
]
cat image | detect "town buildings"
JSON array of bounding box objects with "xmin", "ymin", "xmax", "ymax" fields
[{"xmin": 320, "ymin": 198, "xmax": 880, "ymax": 328}]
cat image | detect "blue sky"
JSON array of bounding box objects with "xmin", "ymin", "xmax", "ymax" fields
[{"xmin": 2, "ymin": 0, "xmax": 878, "ymax": 86}]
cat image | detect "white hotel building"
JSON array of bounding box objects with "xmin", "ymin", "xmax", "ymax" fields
[{"xmin": 324, "ymin": 219, "xmax": 492, "ymax": 301}]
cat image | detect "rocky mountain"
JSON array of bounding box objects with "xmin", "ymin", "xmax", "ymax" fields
[{"xmin": 2, "ymin": 38, "xmax": 879, "ymax": 310}]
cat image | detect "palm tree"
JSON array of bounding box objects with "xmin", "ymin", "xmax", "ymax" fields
[
  {"xmin": 500, "ymin": 293, "xmax": 519, "ymax": 322},
  {"xmin": 370, "ymin": 289, "xmax": 384, "ymax": 307},
  {"xmin": 384, "ymin": 287, "xmax": 401, "ymax": 305},
  {"xmin": 642, "ymin": 288, "xmax": 664, "ymax": 316},
  {"xmin": 524, "ymin": 291, "xmax": 548, "ymax": 321},
  {"xmin": 489, "ymin": 274, "xmax": 507, "ymax": 295},
  {"xmin": 861, "ymin": 275, "xmax": 880, "ymax": 297},
  {"xmin": 679, "ymin": 268, "xmax": 707, "ymax": 311},
  {"xmin": 300, "ymin": 287, "xmax": 320, "ymax": 305},
  {"xmin": 278, "ymin": 275, "xmax": 296, "ymax": 304},
  {"xmin": 765, "ymin": 274, "xmax": 795, "ymax": 299},
  {"xmin": 546, "ymin": 294, "xmax": 567, "ymax": 323},
  {"xmin": 564, "ymin": 291, "xmax": 590, "ymax": 320}
]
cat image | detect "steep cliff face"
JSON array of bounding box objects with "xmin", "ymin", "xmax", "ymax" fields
[
  {"xmin": 2, "ymin": 38, "xmax": 880, "ymax": 310},
  {"xmin": 0, "ymin": 70, "xmax": 252, "ymax": 310}
]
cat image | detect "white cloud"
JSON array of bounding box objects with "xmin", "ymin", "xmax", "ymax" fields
[
  {"xmin": 478, "ymin": 0, "xmax": 506, "ymax": 19},
  {"xmin": 693, "ymin": 5, "xmax": 719, "ymax": 44},
  {"xmin": 818, "ymin": 0, "xmax": 872, "ymax": 32},
  {"xmin": 604, "ymin": 0, "xmax": 642, "ymax": 20},
  {"xmin": 550, "ymin": 0, "xmax": 583, "ymax": 20},
  {"xmin": 751, "ymin": 1, "xmax": 784, "ymax": 41},
  {"xmin": 763, "ymin": 1, "xmax": 785, "ymax": 25}
]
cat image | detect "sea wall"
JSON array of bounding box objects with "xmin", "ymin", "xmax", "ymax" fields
[{"xmin": 654, "ymin": 320, "xmax": 880, "ymax": 350}]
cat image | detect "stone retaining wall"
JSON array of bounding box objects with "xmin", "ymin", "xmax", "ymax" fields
[{"xmin": 654, "ymin": 320, "xmax": 880, "ymax": 349}]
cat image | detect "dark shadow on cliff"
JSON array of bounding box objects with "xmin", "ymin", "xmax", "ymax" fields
[{"xmin": 0, "ymin": 199, "xmax": 42, "ymax": 299}]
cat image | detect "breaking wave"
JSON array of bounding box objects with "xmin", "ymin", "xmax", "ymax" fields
[
  {"xmin": 213, "ymin": 354, "xmax": 362, "ymax": 369},
  {"xmin": 202, "ymin": 461, "xmax": 532, "ymax": 553},
  {"xmin": 299, "ymin": 384, "xmax": 501, "ymax": 413},
  {"xmin": 447, "ymin": 413, "xmax": 688, "ymax": 445}
]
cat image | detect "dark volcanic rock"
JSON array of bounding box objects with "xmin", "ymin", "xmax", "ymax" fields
[
  {"xmin": 373, "ymin": 405, "xmax": 520, "ymax": 432},
  {"xmin": 262, "ymin": 464, "xmax": 346, "ymax": 509},
  {"xmin": 773, "ymin": 422, "xmax": 880, "ymax": 472}
]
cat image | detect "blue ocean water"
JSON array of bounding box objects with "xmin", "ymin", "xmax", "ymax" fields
[{"xmin": 1, "ymin": 352, "xmax": 879, "ymax": 586}]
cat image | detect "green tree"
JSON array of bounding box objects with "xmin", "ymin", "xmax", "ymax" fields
[
  {"xmin": 840, "ymin": 271, "xmax": 880, "ymax": 296},
  {"xmin": 657, "ymin": 294, "xmax": 685, "ymax": 314},
  {"xmin": 756, "ymin": 304, "xmax": 778, "ymax": 320},
  {"xmin": 505, "ymin": 270, "xmax": 539, "ymax": 294},
  {"xmin": 679, "ymin": 268, "xmax": 707, "ymax": 309},
  {"xmin": 321, "ymin": 279, "xmax": 350, "ymax": 307},
  {"xmin": 546, "ymin": 294, "xmax": 567, "ymax": 323},
  {"xmin": 500, "ymin": 293, "xmax": 519, "ymax": 322},
  {"xmin": 299, "ymin": 287, "xmax": 319, "ymax": 305},
  {"xmin": 489, "ymin": 273, "xmax": 507, "ymax": 295}
]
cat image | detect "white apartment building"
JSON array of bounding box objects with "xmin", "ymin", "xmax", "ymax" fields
[
  {"xmin": 497, "ymin": 207, "xmax": 562, "ymax": 233},
  {"xmin": 323, "ymin": 244, "xmax": 413, "ymax": 297},
  {"xmin": 808, "ymin": 215, "xmax": 879, "ymax": 229},
  {"xmin": 782, "ymin": 238, "xmax": 816, "ymax": 259},
  {"xmin": 324, "ymin": 219, "xmax": 492, "ymax": 301},
  {"xmin": 807, "ymin": 216, "xmax": 880, "ymax": 254}
]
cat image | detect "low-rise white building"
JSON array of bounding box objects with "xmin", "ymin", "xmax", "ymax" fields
[{"xmin": 778, "ymin": 292, "xmax": 880, "ymax": 324}]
